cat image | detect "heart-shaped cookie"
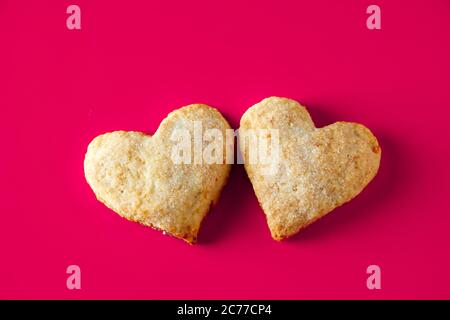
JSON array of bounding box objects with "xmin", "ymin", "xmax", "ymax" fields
[
  {"xmin": 84, "ymin": 104, "xmax": 232, "ymax": 243},
  {"xmin": 239, "ymin": 97, "xmax": 381, "ymax": 240}
]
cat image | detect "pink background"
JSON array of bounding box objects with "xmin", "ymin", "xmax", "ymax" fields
[{"xmin": 1, "ymin": 0, "xmax": 450, "ymax": 299}]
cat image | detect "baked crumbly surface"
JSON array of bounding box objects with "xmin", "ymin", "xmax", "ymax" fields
[
  {"xmin": 84, "ymin": 104, "xmax": 232, "ymax": 243},
  {"xmin": 239, "ymin": 97, "xmax": 381, "ymax": 240}
]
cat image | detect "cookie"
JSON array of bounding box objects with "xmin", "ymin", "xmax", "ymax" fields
[
  {"xmin": 239, "ymin": 97, "xmax": 381, "ymax": 240},
  {"xmin": 84, "ymin": 104, "xmax": 232, "ymax": 243}
]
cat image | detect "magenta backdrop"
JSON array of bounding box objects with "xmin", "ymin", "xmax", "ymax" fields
[{"xmin": 1, "ymin": 0, "xmax": 450, "ymax": 299}]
